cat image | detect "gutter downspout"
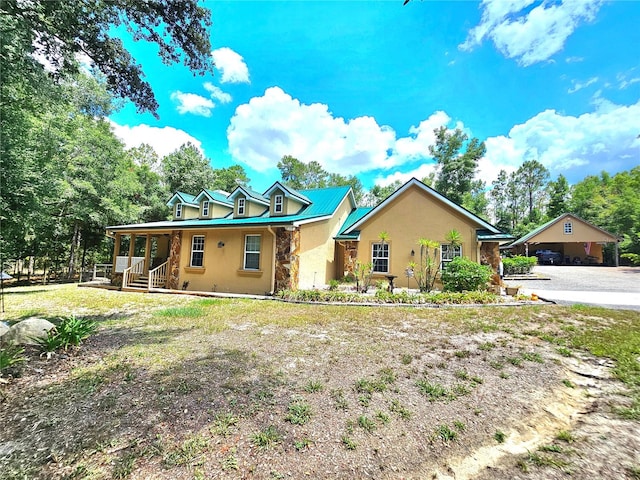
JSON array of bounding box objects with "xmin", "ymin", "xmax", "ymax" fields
[{"xmin": 267, "ymin": 226, "xmax": 277, "ymax": 295}]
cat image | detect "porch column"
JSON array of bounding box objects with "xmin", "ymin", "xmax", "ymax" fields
[
  {"xmin": 128, "ymin": 233, "xmax": 136, "ymax": 267},
  {"xmin": 480, "ymin": 242, "xmax": 502, "ymax": 286},
  {"xmin": 343, "ymin": 241, "xmax": 358, "ymax": 278},
  {"xmin": 112, "ymin": 233, "xmax": 121, "ymax": 271},
  {"xmin": 144, "ymin": 234, "xmax": 151, "ymax": 274},
  {"xmin": 167, "ymin": 230, "xmax": 182, "ymax": 290}
]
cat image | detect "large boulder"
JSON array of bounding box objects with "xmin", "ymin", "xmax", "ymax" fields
[
  {"xmin": 0, "ymin": 322, "xmax": 9, "ymax": 339},
  {"xmin": 2, "ymin": 318, "xmax": 56, "ymax": 345}
]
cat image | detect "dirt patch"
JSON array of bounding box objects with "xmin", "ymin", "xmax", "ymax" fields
[{"xmin": 1, "ymin": 297, "xmax": 638, "ymax": 479}]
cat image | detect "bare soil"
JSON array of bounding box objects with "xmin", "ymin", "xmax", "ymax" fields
[{"xmin": 1, "ymin": 294, "xmax": 639, "ymax": 479}]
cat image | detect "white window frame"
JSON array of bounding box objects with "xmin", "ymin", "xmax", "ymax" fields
[
  {"xmin": 237, "ymin": 198, "xmax": 246, "ymax": 216},
  {"xmin": 274, "ymin": 194, "xmax": 283, "ymax": 214},
  {"xmin": 244, "ymin": 234, "xmax": 261, "ymax": 270},
  {"xmin": 563, "ymin": 221, "xmax": 573, "ymax": 234},
  {"xmin": 371, "ymin": 242, "xmax": 389, "ymax": 274},
  {"xmin": 175, "ymin": 203, "xmax": 183, "ymax": 218},
  {"xmin": 190, "ymin": 235, "xmax": 205, "ymax": 267},
  {"xmin": 202, "ymin": 200, "xmax": 209, "ymax": 217},
  {"xmin": 440, "ymin": 244, "xmax": 462, "ymax": 269}
]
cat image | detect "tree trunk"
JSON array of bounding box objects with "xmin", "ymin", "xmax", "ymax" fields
[{"xmin": 67, "ymin": 223, "xmax": 82, "ymax": 279}]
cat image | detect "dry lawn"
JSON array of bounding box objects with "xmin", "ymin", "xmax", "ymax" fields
[{"xmin": 0, "ymin": 284, "xmax": 638, "ymax": 479}]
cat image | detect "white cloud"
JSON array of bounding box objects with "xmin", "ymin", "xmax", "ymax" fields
[
  {"xmin": 109, "ymin": 121, "xmax": 204, "ymax": 158},
  {"xmin": 568, "ymin": 76, "xmax": 598, "ymax": 94},
  {"xmin": 204, "ymin": 82, "xmax": 232, "ymax": 103},
  {"xmin": 227, "ymin": 87, "xmax": 397, "ymax": 173},
  {"xmin": 170, "ymin": 91, "xmax": 215, "ymax": 117},
  {"xmin": 482, "ymin": 98, "xmax": 640, "ymax": 183},
  {"xmin": 374, "ymin": 163, "xmax": 438, "ymax": 187},
  {"xmin": 211, "ymin": 47, "xmax": 250, "ymax": 84},
  {"xmin": 461, "ymin": 0, "xmax": 604, "ymax": 66}
]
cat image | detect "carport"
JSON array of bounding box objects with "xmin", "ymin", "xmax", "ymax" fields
[{"xmin": 509, "ymin": 213, "xmax": 620, "ymax": 266}]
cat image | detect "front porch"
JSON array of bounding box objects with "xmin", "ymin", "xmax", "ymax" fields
[{"xmin": 111, "ymin": 231, "xmax": 172, "ymax": 291}]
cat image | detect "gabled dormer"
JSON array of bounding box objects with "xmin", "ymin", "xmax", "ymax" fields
[
  {"xmin": 166, "ymin": 192, "xmax": 199, "ymax": 220},
  {"xmin": 228, "ymin": 186, "xmax": 270, "ymax": 218},
  {"xmin": 194, "ymin": 189, "xmax": 233, "ymax": 219},
  {"xmin": 263, "ymin": 182, "xmax": 311, "ymax": 216}
]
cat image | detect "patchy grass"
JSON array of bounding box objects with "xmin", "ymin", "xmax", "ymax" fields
[{"xmin": 1, "ymin": 284, "xmax": 639, "ymax": 479}]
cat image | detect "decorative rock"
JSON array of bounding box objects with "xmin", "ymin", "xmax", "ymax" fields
[
  {"xmin": 3, "ymin": 318, "xmax": 56, "ymax": 345},
  {"xmin": 0, "ymin": 322, "xmax": 9, "ymax": 339}
]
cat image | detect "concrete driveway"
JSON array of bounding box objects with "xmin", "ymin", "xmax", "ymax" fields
[{"xmin": 516, "ymin": 265, "xmax": 640, "ymax": 310}]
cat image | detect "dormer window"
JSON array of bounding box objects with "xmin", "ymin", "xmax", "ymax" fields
[
  {"xmin": 202, "ymin": 201, "xmax": 209, "ymax": 217},
  {"xmin": 237, "ymin": 198, "xmax": 246, "ymax": 216},
  {"xmin": 274, "ymin": 194, "xmax": 283, "ymax": 214},
  {"xmin": 176, "ymin": 204, "xmax": 183, "ymax": 218}
]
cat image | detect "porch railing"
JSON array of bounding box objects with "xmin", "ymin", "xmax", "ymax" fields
[
  {"xmin": 148, "ymin": 261, "xmax": 168, "ymax": 290},
  {"xmin": 122, "ymin": 258, "xmax": 145, "ymax": 289},
  {"xmin": 92, "ymin": 264, "xmax": 112, "ymax": 281}
]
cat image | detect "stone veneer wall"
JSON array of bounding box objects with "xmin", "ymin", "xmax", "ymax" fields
[
  {"xmin": 167, "ymin": 230, "xmax": 182, "ymax": 290},
  {"xmin": 342, "ymin": 241, "xmax": 359, "ymax": 278},
  {"xmin": 480, "ymin": 241, "xmax": 502, "ymax": 286},
  {"xmin": 274, "ymin": 227, "xmax": 300, "ymax": 291}
]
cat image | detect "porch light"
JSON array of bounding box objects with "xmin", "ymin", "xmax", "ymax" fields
[
  {"xmin": 217, "ymin": 241, "xmax": 225, "ymax": 248},
  {"xmin": 410, "ymin": 249, "xmax": 415, "ymax": 257}
]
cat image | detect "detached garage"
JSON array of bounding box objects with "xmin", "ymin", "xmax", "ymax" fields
[{"xmin": 509, "ymin": 213, "xmax": 620, "ymax": 266}]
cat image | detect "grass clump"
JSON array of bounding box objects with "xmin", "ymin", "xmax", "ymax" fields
[
  {"xmin": 416, "ymin": 380, "xmax": 449, "ymax": 401},
  {"xmin": 285, "ymin": 399, "xmax": 312, "ymax": 425},
  {"xmin": 303, "ymin": 379, "xmax": 324, "ymax": 393},
  {"xmin": 357, "ymin": 415, "xmax": 376, "ymax": 433},
  {"xmin": 341, "ymin": 435, "xmax": 357, "ymax": 450},
  {"xmin": 435, "ymin": 424, "xmax": 458, "ymax": 443},
  {"xmin": 556, "ymin": 430, "xmax": 575, "ymax": 443},
  {"xmin": 163, "ymin": 435, "xmax": 209, "ymax": 467},
  {"xmin": 210, "ymin": 412, "xmax": 238, "ymax": 437},
  {"xmin": 389, "ymin": 399, "xmax": 412, "ymax": 419},
  {"xmin": 494, "ymin": 430, "xmax": 507, "ymax": 443},
  {"xmin": 252, "ymin": 426, "xmax": 282, "ymax": 449}
]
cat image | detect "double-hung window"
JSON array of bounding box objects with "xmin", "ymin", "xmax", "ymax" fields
[
  {"xmin": 190, "ymin": 235, "xmax": 205, "ymax": 267},
  {"xmin": 202, "ymin": 201, "xmax": 209, "ymax": 217},
  {"xmin": 440, "ymin": 244, "xmax": 462, "ymax": 269},
  {"xmin": 274, "ymin": 194, "xmax": 283, "ymax": 214},
  {"xmin": 372, "ymin": 243, "xmax": 389, "ymax": 273},
  {"xmin": 175, "ymin": 203, "xmax": 183, "ymax": 218},
  {"xmin": 244, "ymin": 235, "xmax": 261, "ymax": 270},
  {"xmin": 237, "ymin": 198, "xmax": 246, "ymax": 216},
  {"xmin": 563, "ymin": 221, "xmax": 573, "ymax": 234}
]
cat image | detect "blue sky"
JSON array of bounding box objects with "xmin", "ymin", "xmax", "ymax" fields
[{"xmin": 109, "ymin": 0, "xmax": 640, "ymax": 194}]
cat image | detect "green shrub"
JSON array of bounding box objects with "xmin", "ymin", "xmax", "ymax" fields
[
  {"xmin": 327, "ymin": 279, "xmax": 340, "ymax": 291},
  {"xmin": 621, "ymin": 253, "xmax": 640, "ymax": 266},
  {"xmin": 0, "ymin": 345, "xmax": 26, "ymax": 377},
  {"xmin": 502, "ymin": 255, "xmax": 537, "ymax": 275},
  {"xmin": 441, "ymin": 257, "xmax": 492, "ymax": 292},
  {"xmin": 35, "ymin": 315, "xmax": 96, "ymax": 353}
]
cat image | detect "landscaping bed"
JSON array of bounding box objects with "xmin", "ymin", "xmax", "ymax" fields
[{"xmin": 1, "ymin": 285, "xmax": 638, "ymax": 479}]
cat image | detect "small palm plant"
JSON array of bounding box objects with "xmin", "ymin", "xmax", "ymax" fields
[{"xmin": 409, "ymin": 238, "xmax": 440, "ymax": 292}]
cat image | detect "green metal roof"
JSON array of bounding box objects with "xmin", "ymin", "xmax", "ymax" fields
[
  {"xmin": 108, "ymin": 185, "xmax": 353, "ymax": 232},
  {"xmin": 228, "ymin": 186, "xmax": 270, "ymax": 205},
  {"xmin": 166, "ymin": 191, "xmax": 197, "ymax": 207},
  {"xmin": 264, "ymin": 181, "xmax": 312, "ymax": 205},
  {"xmin": 200, "ymin": 189, "xmax": 233, "ymax": 205},
  {"xmin": 335, "ymin": 207, "xmax": 373, "ymax": 240},
  {"xmin": 476, "ymin": 230, "xmax": 514, "ymax": 242}
]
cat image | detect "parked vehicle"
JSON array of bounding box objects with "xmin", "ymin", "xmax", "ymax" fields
[{"xmin": 535, "ymin": 250, "xmax": 563, "ymax": 265}]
